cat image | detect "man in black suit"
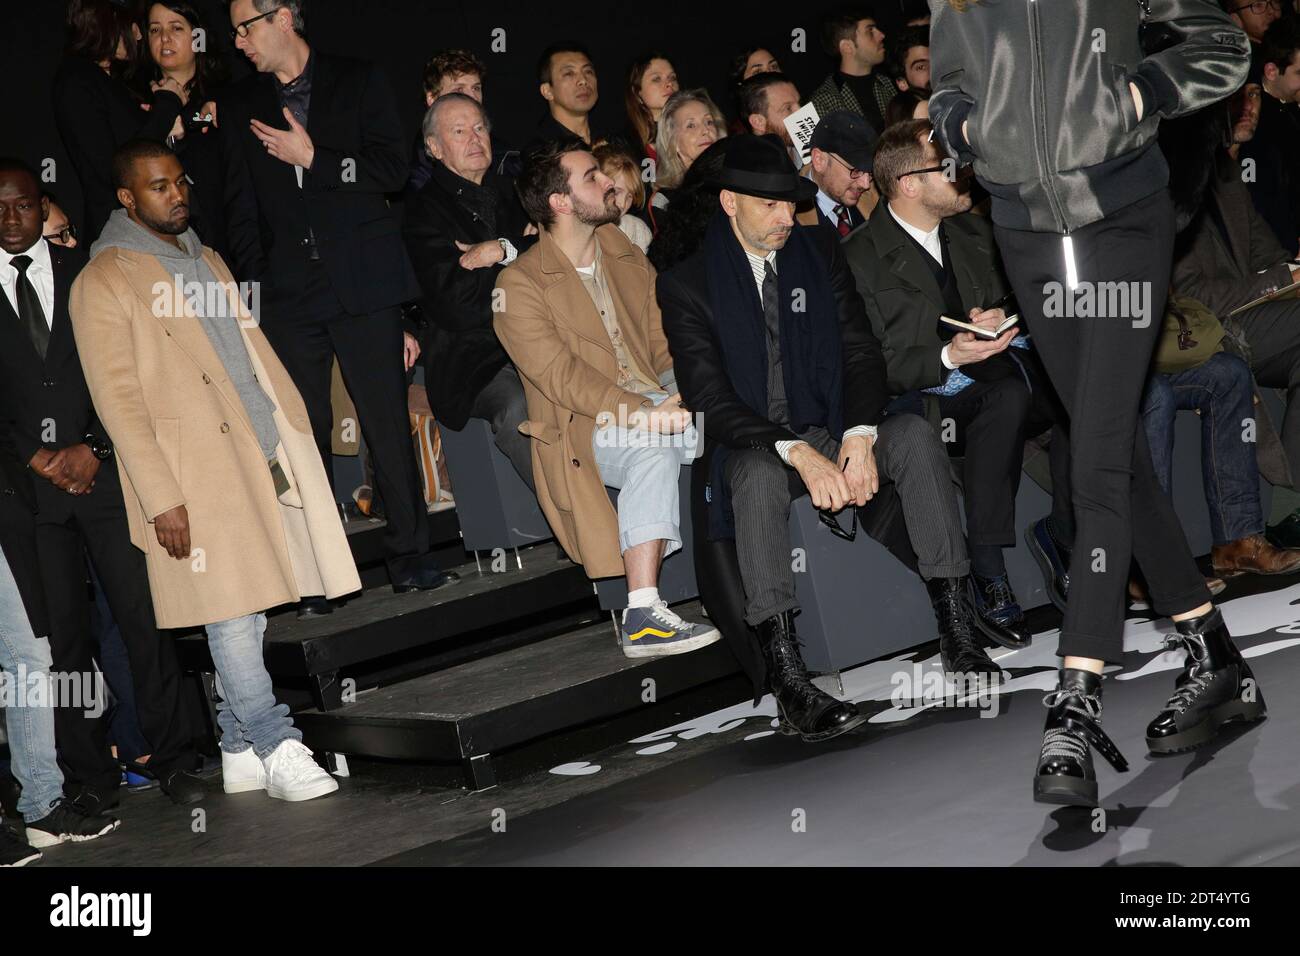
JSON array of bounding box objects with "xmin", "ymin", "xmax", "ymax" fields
[
  {"xmin": 797, "ymin": 111, "xmax": 875, "ymax": 235},
  {"xmin": 402, "ymin": 94, "xmax": 536, "ymax": 487},
  {"xmin": 221, "ymin": 0, "xmax": 455, "ymax": 597},
  {"xmin": 0, "ymin": 159, "xmax": 202, "ymax": 810},
  {"xmin": 658, "ymin": 135, "xmax": 999, "ymax": 743},
  {"xmin": 843, "ymin": 119, "xmax": 1072, "ymax": 645}
]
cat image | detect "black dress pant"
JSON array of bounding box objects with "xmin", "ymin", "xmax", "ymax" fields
[
  {"xmin": 260, "ymin": 261, "xmax": 436, "ymax": 582},
  {"xmin": 995, "ymin": 189, "xmax": 1209, "ymax": 663},
  {"xmin": 937, "ymin": 350, "xmax": 1072, "ymax": 549},
  {"xmin": 35, "ymin": 466, "xmax": 195, "ymax": 794}
]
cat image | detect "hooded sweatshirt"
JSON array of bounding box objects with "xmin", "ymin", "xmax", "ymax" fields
[{"xmin": 91, "ymin": 209, "xmax": 281, "ymax": 460}]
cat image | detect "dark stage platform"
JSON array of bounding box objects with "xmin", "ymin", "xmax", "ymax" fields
[{"xmin": 23, "ymin": 574, "xmax": 1300, "ymax": 867}]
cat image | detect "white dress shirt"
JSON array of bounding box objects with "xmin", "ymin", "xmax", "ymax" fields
[
  {"xmin": 887, "ymin": 203, "xmax": 960, "ymax": 371},
  {"xmin": 743, "ymin": 249, "xmax": 877, "ymax": 465},
  {"xmin": 0, "ymin": 236, "xmax": 55, "ymax": 330}
]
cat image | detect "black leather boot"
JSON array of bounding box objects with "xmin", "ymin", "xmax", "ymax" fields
[
  {"xmin": 1034, "ymin": 668, "xmax": 1129, "ymax": 807},
  {"xmin": 1146, "ymin": 608, "xmax": 1267, "ymax": 754},
  {"xmin": 925, "ymin": 577, "xmax": 1002, "ymax": 678},
  {"xmin": 759, "ymin": 611, "xmax": 866, "ymax": 742}
]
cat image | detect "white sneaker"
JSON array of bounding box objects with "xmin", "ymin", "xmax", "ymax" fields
[
  {"xmin": 222, "ymin": 746, "xmax": 267, "ymax": 794},
  {"xmin": 262, "ymin": 740, "xmax": 339, "ymax": 802}
]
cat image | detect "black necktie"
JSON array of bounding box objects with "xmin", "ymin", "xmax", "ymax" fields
[
  {"xmin": 761, "ymin": 260, "xmax": 780, "ymax": 345},
  {"xmin": 9, "ymin": 255, "xmax": 49, "ymax": 361}
]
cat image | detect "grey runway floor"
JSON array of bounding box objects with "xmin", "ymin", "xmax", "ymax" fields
[{"xmin": 31, "ymin": 580, "xmax": 1300, "ymax": 867}]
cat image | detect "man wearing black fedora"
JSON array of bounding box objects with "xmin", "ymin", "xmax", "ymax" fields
[{"xmin": 658, "ymin": 134, "xmax": 1000, "ymax": 742}]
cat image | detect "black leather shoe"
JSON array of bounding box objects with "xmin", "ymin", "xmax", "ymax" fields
[
  {"xmin": 392, "ymin": 569, "xmax": 461, "ymax": 593},
  {"xmin": 759, "ymin": 611, "xmax": 867, "ymax": 742},
  {"xmin": 1265, "ymin": 511, "xmax": 1300, "ymax": 550},
  {"xmin": 1035, "ymin": 668, "xmax": 1128, "ymax": 807},
  {"xmin": 296, "ymin": 596, "xmax": 334, "ymax": 619},
  {"xmin": 159, "ymin": 769, "xmax": 207, "ymax": 806},
  {"xmin": 970, "ymin": 574, "xmax": 1032, "ymax": 649},
  {"xmin": 1146, "ymin": 607, "xmax": 1267, "ymax": 754},
  {"xmin": 925, "ymin": 577, "xmax": 1002, "ymax": 678},
  {"xmin": 1025, "ymin": 517, "xmax": 1070, "ymax": 613}
]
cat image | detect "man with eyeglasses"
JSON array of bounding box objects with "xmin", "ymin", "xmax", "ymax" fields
[
  {"xmin": 41, "ymin": 195, "xmax": 78, "ymax": 249},
  {"xmin": 220, "ymin": 0, "xmax": 458, "ymax": 604},
  {"xmin": 1224, "ymin": 0, "xmax": 1283, "ymax": 45},
  {"xmin": 796, "ymin": 111, "xmax": 878, "ymax": 235},
  {"xmin": 659, "ymin": 134, "xmax": 998, "ymax": 743},
  {"xmin": 844, "ymin": 118, "xmax": 1073, "ymax": 652}
]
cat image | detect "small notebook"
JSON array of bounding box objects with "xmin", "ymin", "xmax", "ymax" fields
[{"xmin": 939, "ymin": 313, "xmax": 1019, "ymax": 340}]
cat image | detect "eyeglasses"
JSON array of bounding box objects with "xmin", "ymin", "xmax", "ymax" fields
[
  {"xmin": 1232, "ymin": 0, "xmax": 1282, "ymax": 13},
  {"xmin": 817, "ymin": 504, "xmax": 858, "ymax": 542},
  {"xmin": 43, "ymin": 224, "xmax": 77, "ymax": 244},
  {"xmin": 230, "ymin": 8, "xmax": 278, "ymax": 40},
  {"xmin": 895, "ymin": 164, "xmax": 948, "ymax": 181},
  {"xmin": 828, "ymin": 153, "xmax": 870, "ymax": 181}
]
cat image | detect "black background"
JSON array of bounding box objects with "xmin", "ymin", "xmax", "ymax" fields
[{"xmin": 0, "ymin": 0, "xmax": 916, "ymax": 232}]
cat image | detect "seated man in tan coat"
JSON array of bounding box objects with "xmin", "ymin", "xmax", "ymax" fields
[
  {"xmin": 70, "ymin": 140, "xmax": 361, "ymax": 803},
  {"xmin": 495, "ymin": 138, "xmax": 718, "ymax": 659}
]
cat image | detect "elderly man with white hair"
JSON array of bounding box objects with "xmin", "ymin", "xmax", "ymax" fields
[{"xmin": 401, "ymin": 93, "xmax": 538, "ymax": 487}]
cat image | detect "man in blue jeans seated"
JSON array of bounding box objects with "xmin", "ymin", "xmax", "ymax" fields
[{"xmin": 1141, "ymin": 347, "xmax": 1300, "ymax": 582}]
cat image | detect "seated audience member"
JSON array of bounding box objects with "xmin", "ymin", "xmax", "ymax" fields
[
  {"xmin": 646, "ymin": 138, "xmax": 732, "ymax": 272},
  {"xmin": 652, "ymin": 89, "xmax": 726, "ymax": 213},
  {"xmin": 624, "ymin": 52, "xmax": 679, "ymax": 162},
  {"xmin": 52, "ymin": 0, "xmax": 187, "ymax": 243},
  {"xmin": 659, "ymin": 135, "xmax": 1003, "ymax": 743},
  {"xmin": 402, "ymin": 94, "xmax": 537, "ymax": 489},
  {"xmin": 810, "ymin": 7, "xmax": 896, "ymax": 136},
  {"xmin": 1140, "ymin": 295, "xmax": 1300, "ymax": 579},
  {"xmin": 41, "ymin": 194, "xmax": 79, "ymax": 248},
  {"xmin": 71, "ymin": 140, "xmax": 360, "ymax": 803},
  {"xmin": 494, "ymin": 139, "xmax": 719, "ymax": 659},
  {"xmin": 1223, "ymin": 0, "xmax": 1282, "ymax": 46},
  {"xmin": 885, "ymin": 89, "xmax": 929, "ymax": 127},
  {"xmin": 408, "ymin": 49, "xmax": 522, "ymax": 193},
  {"xmin": 901, "ymin": 0, "xmax": 931, "ymax": 26},
  {"xmin": 596, "ymin": 144, "xmax": 654, "ymax": 252},
  {"xmin": 797, "ymin": 111, "xmax": 876, "ymax": 234},
  {"xmin": 736, "ymin": 72, "xmax": 803, "ymax": 169},
  {"xmin": 1168, "ymin": 96, "xmax": 1300, "ymax": 548},
  {"xmin": 728, "ymin": 44, "xmax": 783, "ymax": 135},
  {"xmin": 888, "ymin": 26, "xmax": 930, "ymax": 96},
  {"xmin": 1239, "ymin": 20, "xmax": 1300, "ymax": 256},
  {"xmin": 843, "ymin": 120, "xmax": 1072, "ymax": 643},
  {"xmin": 532, "ymin": 41, "xmax": 601, "ymax": 148}
]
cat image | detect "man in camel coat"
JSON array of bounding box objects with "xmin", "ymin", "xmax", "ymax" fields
[{"xmin": 70, "ymin": 140, "xmax": 359, "ymax": 803}]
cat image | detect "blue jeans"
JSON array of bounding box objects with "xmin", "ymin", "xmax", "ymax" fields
[
  {"xmin": 0, "ymin": 550, "xmax": 64, "ymax": 822},
  {"xmin": 205, "ymin": 613, "xmax": 300, "ymax": 759},
  {"xmin": 1141, "ymin": 351, "xmax": 1263, "ymax": 545},
  {"xmin": 590, "ymin": 390, "xmax": 699, "ymax": 557}
]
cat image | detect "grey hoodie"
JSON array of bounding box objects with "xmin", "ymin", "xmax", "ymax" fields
[{"xmin": 92, "ymin": 209, "xmax": 281, "ymax": 460}]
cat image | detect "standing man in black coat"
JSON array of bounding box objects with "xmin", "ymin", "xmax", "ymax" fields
[
  {"xmin": 0, "ymin": 158, "xmax": 202, "ymax": 810},
  {"xmin": 658, "ymin": 135, "xmax": 999, "ymax": 743},
  {"xmin": 220, "ymin": 0, "xmax": 455, "ymax": 597},
  {"xmin": 402, "ymin": 94, "xmax": 535, "ymax": 487}
]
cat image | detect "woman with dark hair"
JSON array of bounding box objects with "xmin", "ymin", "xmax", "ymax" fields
[
  {"xmin": 52, "ymin": 0, "xmax": 188, "ymax": 243},
  {"xmin": 130, "ymin": 1, "xmax": 232, "ymax": 258},
  {"xmin": 623, "ymin": 52, "xmax": 679, "ymax": 162},
  {"xmin": 929, "ymin": 0, "xmax": 1255, "ymax": 808},
  {"xmin": 727, "ymin": 45, "xmax": 781, "ymax": 135},
  {"xmin": 884, "ymin": 88, "xmax": 928, "ymax": 127}
]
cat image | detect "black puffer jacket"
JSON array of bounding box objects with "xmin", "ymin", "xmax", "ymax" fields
[{"xmin": 927, "ymin": 0, "xmax": 1249, "ymax": 234}]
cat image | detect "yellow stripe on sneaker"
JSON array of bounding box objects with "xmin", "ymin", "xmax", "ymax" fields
[{"xmin": 626, "ymin": 626, "xmax": 676, "ymax": 641}]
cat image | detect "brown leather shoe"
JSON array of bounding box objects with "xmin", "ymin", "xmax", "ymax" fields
[{"xmin": 1212, "ymin": 533, "xmax": 1300, "ymax": 577}]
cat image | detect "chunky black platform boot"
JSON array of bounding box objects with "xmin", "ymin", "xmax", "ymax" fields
[
  {"xmin": 1146, "ymin": 608, "xmax": 1267, "ymax": 754},
  {"xmin": 1034, "ymin": 668, "xmax": 1129, "ymax": 807}
]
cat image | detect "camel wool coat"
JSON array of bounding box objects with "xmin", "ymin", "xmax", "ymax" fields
[
  {"xmin": 494, "ymin": 225, "xmax": 673, "ymax": 579},
  {"xmin": 70, "ymin": 244, "xmax": 361, "ymax": 628}
]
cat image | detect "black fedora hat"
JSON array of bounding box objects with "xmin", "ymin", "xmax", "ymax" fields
[{"xmin": 709, "ymin": 133, "xmax": 817, "ymax": 202}]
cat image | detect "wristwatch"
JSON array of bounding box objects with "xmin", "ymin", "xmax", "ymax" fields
[{"xmin": 84, "ymin": 433, "xmax": 113, "ymax": 461}]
